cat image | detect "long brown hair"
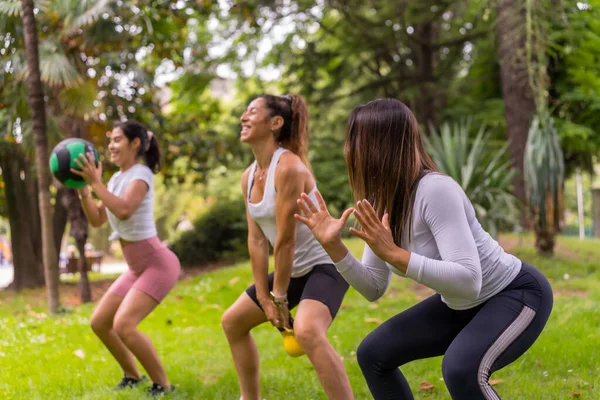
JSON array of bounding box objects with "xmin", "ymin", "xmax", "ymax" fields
[
  {"xmin": 261, "ymin": 94, "xmax": 311, "ymax": 169},
  {"xmin": 345, "ymin": 98, "xmax": 440, "ymax": 245}
]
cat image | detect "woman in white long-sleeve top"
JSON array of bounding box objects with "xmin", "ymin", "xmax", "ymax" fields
[{"xmin": 295, "ymin": 98, "xmax": 553, "ymax": 400}]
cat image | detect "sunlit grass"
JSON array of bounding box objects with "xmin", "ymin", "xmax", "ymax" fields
[{"xmin": 0, "ymin": 235, "xmax": 598, "ymax": 399}]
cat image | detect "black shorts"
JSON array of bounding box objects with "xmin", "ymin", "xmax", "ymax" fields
[{"xmin": 246, "ymin": 263, "xmax": 349, "ymax": 319}]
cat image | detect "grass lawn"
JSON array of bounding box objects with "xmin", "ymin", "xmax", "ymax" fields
[{"xmin": 0, "ymin": 234, "xmax": 598, "ymax": 399}]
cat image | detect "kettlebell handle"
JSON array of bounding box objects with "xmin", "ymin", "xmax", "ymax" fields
[{"xmin": 277, "ymin": 316, "xmax": 295, "ymax": 333}]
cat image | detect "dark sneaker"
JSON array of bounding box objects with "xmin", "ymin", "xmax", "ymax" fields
[
  {"xmin": 114, "ymin": 374, "xmax": 146, "ymax": 390},
  {"xmin": 148, "ymin": 383, "xmax": 175, "ymax": 397}
]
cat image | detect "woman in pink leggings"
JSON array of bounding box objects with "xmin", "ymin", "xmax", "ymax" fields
[{"xmin": 73, "ymin": 120, "xmax": 180, "ymax": 397}]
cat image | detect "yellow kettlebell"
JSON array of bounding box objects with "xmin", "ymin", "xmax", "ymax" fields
[{"xmin": 278, "ymin": 316, "xmax": 305, "ymax": 357}]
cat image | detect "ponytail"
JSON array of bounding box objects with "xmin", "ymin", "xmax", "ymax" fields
[
  {"xmin": 143, "ymin": 134, "xmax": 161, "ymax": 173},
  {"xmin": 116, "ymin": 120, "xmax": 161, "ymax": 174},
  {"xmin": 261, "ymin": 94, "xmax": 311, "ymax": 169}
]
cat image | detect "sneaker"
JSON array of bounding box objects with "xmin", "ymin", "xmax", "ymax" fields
[
  {"xmin": 148, "ymin": 383, "xmax": 176, "ymax": 397},
  {"xmin": 114, "ymin": 374, "xmax": 146, "ymax": 390}
]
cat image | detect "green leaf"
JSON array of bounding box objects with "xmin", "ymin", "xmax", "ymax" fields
[{"xmin": 58, "ymin": 80, "xmax": 99, "ymax": 117}]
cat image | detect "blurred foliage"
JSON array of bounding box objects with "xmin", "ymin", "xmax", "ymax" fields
[
  {"xmin": 170, "ymin": 197, "xmax": 248, "ymax": 267},
  {"xmin": 425, "ymin": 120, "xmax": 520, "ymax": 238},
  {"xmin": 1, "ymin": 0, "xmax": 599, "ymax": 262}
]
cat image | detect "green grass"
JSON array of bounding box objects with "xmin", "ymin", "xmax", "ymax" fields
[{"xmin": 0, "ymin": 235, "xmax": 598, "ymax": 399}]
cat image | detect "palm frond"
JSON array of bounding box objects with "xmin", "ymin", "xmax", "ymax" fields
[
  {"xmin": 61, "ymin": 0, "xmax": 114, "ymax": 36},
  {"xmin": 23, "ymin": 41, "xmax": 85, "ymax": 88},
  {"xmin": 58, "ymin": 80, "xmax": 99, "ymax": 117},
  {"xmin": 40, "ymin": 53, "xmax": 84, "ymax": 88},
  {"xmin": 524, "ymin": 113, "xmax": 565, "ymax": 234},
  {"xmin": 19, "ymin": 113, "xmax": 62, "ymax": 155},
  {"xmin": 0, "ymin": 0, "xmax": 20, "ymax": 17},
  {"xmin": 0, "ymin": 0, "xmax": 50, "ymax": 17}
]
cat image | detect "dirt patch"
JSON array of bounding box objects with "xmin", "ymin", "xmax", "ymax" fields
[
  {"xmin": 497, "ymin": 235, "xmax": 586, "ymax": 261},
  {"xmin": 178, "ymin": 260, "xmax": 236, "ymax": 279},
  {"xmin": 0, "ymin": 261, "xmax": 236, "ymax": 309},
  {"xmin": 553, "ymin": 243, "xmax": 583, "ymax": 261},
  {"xmin": 497, "ymin": 235, "xmax": 530, "ymax": 253},
  {"xmin": 60, "ymin": 280, "xmax": 116, "ymax": 306},
  {"xmin": 0, "ymin": 279, "xmax": 115, "ymax": 309}
]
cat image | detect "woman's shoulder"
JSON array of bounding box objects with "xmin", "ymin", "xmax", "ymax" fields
[
  {"xmin": 415, "ymin": 173, "xmax": 466, "ymax": 207},
  {"xmin": 276, "ymin": 151, "xmax": 308, "ymax": 177},
  {"xmin": 132, "ymin": 163, "xmax": 153, "ymax": 174},
  {"xmin": 418, "ymin": 172, "xmax": 460, "ymax": 192},
  {"xmin": 122, "ymin": 164, "xmax": 154, "ymax": 188},
  {"xmin": 274, "ymin": 151, "xmax": 313, "ymax": 193}
]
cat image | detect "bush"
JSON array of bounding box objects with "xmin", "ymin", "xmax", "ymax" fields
[{"xmin": 171, "ymin": 198, "xmax": 248, "ymax": 267}]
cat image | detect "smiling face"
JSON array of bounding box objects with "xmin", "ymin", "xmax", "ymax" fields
[
  {"xmin": 107, "ymin": 127, "xmax": 140, "ymax": 167},
  {"xmin": 239, "ymin": 97, "xmax": 282, "ymax": 144}
]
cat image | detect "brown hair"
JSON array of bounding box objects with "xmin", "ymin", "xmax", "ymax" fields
[
  {"xmin": 261, "ymin": 94, "xmax": 311, "ymax": 169},
  {"xmin": 345, "ymin": 98, "xmax": 440, "ymax": 245}
]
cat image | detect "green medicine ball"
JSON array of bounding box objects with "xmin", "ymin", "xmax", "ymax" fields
[{"xmin": 49, "ymin": 138, "xmax": 99, "ymax": 189}]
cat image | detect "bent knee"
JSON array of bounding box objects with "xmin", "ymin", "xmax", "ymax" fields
[
  {"xmin": 356, "ymin": 334, "xmax": 410, "ymax": 374},
  {"xmin": 442, "ymin": 358, "xmax": 479, "ymax": 389},
  {"xmin": 90, "ymin": 313, "xmax": 112, "ymax": 334},
  {"xmin": 113, "ymin": 317, "xmax": 136, "ymax": 340},
  {"xmin": 356, "ymin": 337, "xmax": 380, "ymax": 368},
  {"xmin": 294, "ymin": 321, "xmax": 328, "ymax": 351},
  {"xmin": 221, "ymin": 307, "xmax": 247, "ymax": 337}
]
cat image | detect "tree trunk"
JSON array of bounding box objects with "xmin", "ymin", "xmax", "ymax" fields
[
  {"xmin": 0, "ymin": 147, "xmax": 45, "ymax": 289},
  {"xmin": 21, "ymin": 0, "xmax": 61, "ymax": 313},
  {"xmin": 414, "ymin": 21, "xmax": 437, "ymax": 133},
  {"xmin": 496, "ymin": 0, "xmax": 536, "ymax": 228},
  {"xmin": 76, "ymin": 238, "xmax": 92, "ymax": 302},
  {"xmin": 25, "ymin": 160, "xmax": 45, "ymax": 280},
  {"xmin": 59, "ymin": 116, "xmax": 92, "ymax": 302},
  {"xmin": 592, "ymin": 188, "xmax": 600, "ymax": 238},
  {"xmin": 534, "ymin": 227, "xmax": 555, "ymax": 257},
  {"xmin": 53, "ymin": 187, "xmax": 68, "ymax": 263},
  {"xmin": 62, "ymin": 189, "xmax": 92, "ymax": 303}
]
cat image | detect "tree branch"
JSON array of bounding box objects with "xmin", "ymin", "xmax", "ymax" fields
[{"xmin": 316, "ymin": 73, "xmax": 420, "ymax": 105}]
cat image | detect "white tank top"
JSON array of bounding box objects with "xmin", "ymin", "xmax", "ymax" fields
[{"xmin": 247, "ymin": 147, "xmax": 333, "ymax": 277}]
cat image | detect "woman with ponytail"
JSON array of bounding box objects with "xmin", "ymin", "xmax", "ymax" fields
[
  {"xmin": 221, "ymin": 95, "xmax": 353, "ymax": 400},
  {"xmin": 72, "ymin": 120, "xmax": 179, "ymax": 397}
]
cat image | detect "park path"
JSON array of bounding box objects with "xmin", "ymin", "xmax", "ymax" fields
[{"xmin": 0, "ymin": 261, "xmax": 127, "ymax": 289}]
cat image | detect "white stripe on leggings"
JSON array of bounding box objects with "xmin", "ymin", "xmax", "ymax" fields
[{"xmin": 477, "ymin": 306, "xmax": 536, "ymax": 400}]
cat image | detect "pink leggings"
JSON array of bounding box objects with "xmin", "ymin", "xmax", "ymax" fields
[{"xmin": 108, "ymin": 237, "xmax": 180, "ymax": 303}]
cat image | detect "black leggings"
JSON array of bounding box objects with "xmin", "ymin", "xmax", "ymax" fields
[{"xmin": 357, "ymin": 262, "xmax": 553, "ymax": 400}]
